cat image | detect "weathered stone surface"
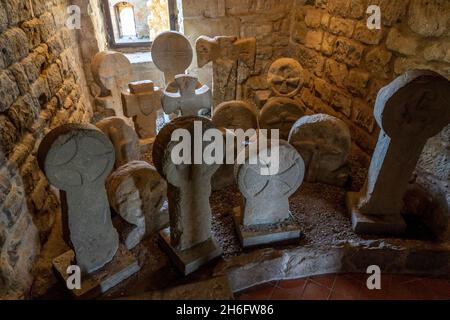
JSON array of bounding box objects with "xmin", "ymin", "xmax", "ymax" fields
[
  {"xmin": 345, "ymin": 68, "xmax": 370, "ymax": 97},
  {"xmin": 289, "ymin": 114, "xmax": 351, "ymax": 186},
  {"xmin": 347, "ymin": 70, "xmax": 450, "ymax": 235},
  {"xmin": 236, "ymin": 140, "xmax": 305, "ymax": 226},
  {"xmin": 196, "ymin": 35, "xmax": 256, "ymax": 105},
  {"xmin": 0, "ymin": 70, "xmax": 20, "ymax": 112},
  {"xmin": 153, "ymin": 116, "xmax": 221, "ymax": 251},
  {"xmin": 151, "ymin": 31, "xmax": 193, "ymax": 84},
  {"xmin": 0, "ymin": 28, "xmax": 29, "ymax": 67},
  {"xmin": 333, "ymin": 37, "xmax": 365, "ymax": 67},
  {"xmin": 386, "ymin": 28, "xmax": 418, "ymax": 56},
  {"xmin": 122, "ymin": 80, "xmax": 162, "ymax": 140},
  {"xmin": 91, "ymin": 51, "xmax": 132, "ymax": 118},
  {"xmin": 408, "ymin": 0, "xmax": 450, "ymax": 37},
  {"xmin": 353, "ymin": 21, "xmax": 383, "ymax": 45},
  {"xmin": 96, "ymin": 117, "xmax": 140, "ymax": 169},
  {"xmin": 162, "ymin": 74, "xmax": 212, "ymax": 116},
  {"xmin": 365, "ymin": 46, "xmax": 392, "ymax": 77},
  {"xmin": 212, "ymin": 100, "xmax": 258, "ymax": 131},
  {"xmin": 305, "ymin": 30, "xmax": 324, "ymax": 51},
  {"xmin": 329, "ymin": 17, "xmax": 355, "ymax": 38},
  {"xmin": 38, "ymin": 124, "xmax": 119, "ymax": 273},
  {"xmin": 260, "ymin": 97, "xmax": 307, "ymax": 140},
  {"xmin": 107, "ymin": 161, "xmax": 168, "ymax": 250},
  {"xmin": 325, "ymin": 58, "xmax": 348, "ymax": 88},
  {"xmin": 267, "ymin": 58, "xmax": 304, "ymax": 98}
]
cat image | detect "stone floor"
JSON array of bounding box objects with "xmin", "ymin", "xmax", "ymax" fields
[{"xmin": 236, "ymin": 273, "xmax": 450, "ymax": 300}]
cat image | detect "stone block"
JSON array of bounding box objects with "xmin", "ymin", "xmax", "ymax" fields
[
  {"xmin": 53, "ymin": 245, "xmax": 140, "ymax": 299},
  {"xmin": 365, "ymin": 46, "xmax": 392, "ymax": 77},
  {"xmin": 233, "ymin": 207, "xmax": 302, "ymax": 248},
  {"xmin": 333, "ymin": 36, "xmax": 365, "ymax": 67},
  {"xmin": 0, "ymin": 70, "xmax": 20, "ymax": 112},
  {"xmin": 159, "ymin": 227, "xmax": 223, "ymax": 276},
  {"xmin": 352, "ymin": 98, "xmax": 375, "ymax": 133},
  {"xmin": 345, "ymin": 68, "xmax": 370, "ymax": 96},
  {"xmin": 321, "ymin": 32, "xmax": 336, "ymax": 56},
  {"xmin": 372, "ymin": 0, "xmax": 409, "ymax": 27},
  {"xmin": 325, "ymin": 58, "xmax": 348, "ymax": 88},
  {"xmin": 386, "ymin": 28, "xmax": 418, "ymax": 56},
  {"xmin": 329, "ymin": 17, "xmax": 355, "ymax": 37},
  {"xmin": 0, "ymin": 28, "xmax": 29, "ymax": 67},
  {"xmin": 305, "ymin": 8, "xmax": 322, "ymax": 28},
  {"xmin": 353, "ymin": 21, "xmax": 383, "ymax": 45},
  {"xmin": 305, "ymin": 30, "xmax": 324, "ymax": 51}
]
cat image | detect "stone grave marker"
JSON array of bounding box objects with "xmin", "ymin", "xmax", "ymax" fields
[
  {"xmin": 260, "ymin": 97, "xmax": 307, "ymax": 140},
  {"xmin": 234, "ymin": 140, "xmax": 305, "ymax": 247},
  {"xmin": 196, "ymin": 36, "xmax": 256, "ymax": 106},
  {"xmin": 122, "ymin": 80, "xmax": 162, "ymax": 146},
  {"xmin": 153, "ymin": 116, "xmax": 222, "ymax": 275},
  {"xmin": 212, "ymin": 100, "xmax": 259, "ymax": 132},
  {"xmin": 289, "ymin": 114, "xmax": 351, "ymax": 187},
  {"xmin": 96, "ymin": 117, "xmax": 140, "ymax": 169},
  {"xmin": 346, "ymin": 70, "xmax": 450, "ymax": 235},
  {"xmin": 91, "ymin": 51, "xmax": 132, "ymax": 118},
  {"xmin": 162, "ymin": 74, "xmax": 212, "ymax": 117},
  {"xmin": 38, "ymin": 124, "xmax": 140, "ymax": 298},
  {"xmin": 107, "ymin": 161, "xmax": 168, "ymax": 250},
  {"xmin": 151, "ymin": 31, "xmax": 193, "ymax": 85},
  {"xmin": 268, "ymin": 58, "xmax": 304, "ymax": 98}
]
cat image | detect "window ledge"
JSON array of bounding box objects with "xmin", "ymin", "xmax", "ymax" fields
[{"xmin": 124, "ymin": 52, "xmax": 153, "ymax": 64}]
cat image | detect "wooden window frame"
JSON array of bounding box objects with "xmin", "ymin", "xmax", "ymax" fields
[{"xmin": 102, "ymin": 0, "xmax": 177, "ymax": 51}]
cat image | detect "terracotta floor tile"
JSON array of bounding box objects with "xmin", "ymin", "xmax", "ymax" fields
[
  {"xmin": 276, "ymin": 278, "xmax": 308, "ymax": 289},
  {"xmin": 309, "ymin": 274, "xmax": 336, "ymax": 289},
  {"xmin": 271, "ymin": 286, "xmax": 304, "ymax": 300},
  {"xmin": 301, "ymin": 280, "xmax": 331, "ymax": 300},
  {"xmin": 420, "ymin": 278, "xmax": 450, "ymax": 299},
  {"xmin": 237, "ymin": 282, "xmax": 276, "ymax": 300},
  {"xmin": 332, "ymin": 275, "xmax": 364, "ymax": 299}
]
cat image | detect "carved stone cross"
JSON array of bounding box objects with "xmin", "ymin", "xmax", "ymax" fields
[
  {"xmin": 91, "ymin": 51, "xmax": 132, "ymax": 118},
  {"xmin": 346, "ymin": 70, "xmax": 450, "ymax": 235},
  {"xmin": 162, "ymin": 75, "xmax": 212, "ymax": 116},
  {"xmin": 196, "ymin": 36, "xmax": 256, "ymax": 106},
  {"xmin": 121, "ymin": 80, "xmax": 162, "ymax": 140},
  {"xmin": 153, "ymin": 116, "xmax": 222, "ymax": 274},
  {"xmin": 38, "ymin": 124, "xmax": 119, "ymax": 274},
  {"xmin": 151, "ymin": 31, "xmax": 193, "ymax": 85}
]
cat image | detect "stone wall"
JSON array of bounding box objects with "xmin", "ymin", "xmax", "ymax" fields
[
  {"xmin": 283, "ymin": 0, "xmax": 450, "ymax": 204},
  {"xmin": 285, "ymin": 0, "xmax": 450, "ymax": 156},
  {"xmin": 0, "ymin": 0, "xmax": 92, "ymax": 298},
  {"xmin": 180, "ymin": 0, "xmax": 294, "ymax": 92}
]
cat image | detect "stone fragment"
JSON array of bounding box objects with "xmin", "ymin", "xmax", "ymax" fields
[
  {"xmin": 267, "ymin": 58, "xmax": 304, "ymax": 98},
  {"xmin": 196, "ymin": 35, "xmax": 256, "ymax": 105},
  {"xmin": 38, "ymin": 124, "xmax": 119, "ymax": 273},
  {"xmin": 122, "ymin": 80, "xmax": 162, "ymax": 140},
  {"xmin": 260, "ymin": 97, "xmax": 307, "ymax": 140},
  {"xmin": 153, "ymin": 116, "xmax": 222, "ymax": 275},
  {"xmin": 353, "ymin": 21, "xmax": 383, "ymax": 45},
  {"xmin": 289, "ymin": 114, "xmax": 351, "ymax": 187},
  {"xmin": 91, "ymin": 51, "xmax": 133, "ymax": 118},
  {"xmin": 333, "ymin": 37, "xmax": 365, "ymax": 67},
  {"xmin": 329, "ymin": 17, "xmax": 355, "ymax": 38},
  {"xmin": 107, "ymin": 161, "xmax": 168, "ymax": 250},
  {"xmin": 151, "ymin": 31, "xmax": 193, "ymax": 84},
  {"xmin": 212, "ymin": 100, "xmax": 258, "ymax": 131},
  {"xmin": 346, "ymin": 70, "xmax": 450, "ymax": 235},
  {"xmin": 162, "ymin": 74, "xmax": 212, "ymax": 116},
  {"xmin": 96, "ymin": 117, "xmax": 140, "ymax": 169}
]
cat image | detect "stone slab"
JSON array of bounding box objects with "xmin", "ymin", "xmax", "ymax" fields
[
  {"xmin": 233, "ymin": 207, "xmax": 302, "ymax": 248},
  {"xmin": 159, "ymin": 227, "xmax": 223, "ymax": 276},
  {"xmin": 52, "ymin": 245, "xmax": 140, "ymax": 299},
  {"xmin": 119, "ymin": 276, "xmax": 234, "ymax": 300},
  {"xmin": 346, "ymin": 192, "xmax": 407, "ymax": 235}
]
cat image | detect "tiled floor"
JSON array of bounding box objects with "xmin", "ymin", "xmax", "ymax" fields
[{"xmin": 237, "ymin": 274, "xmax": 450, "ymax": 300}]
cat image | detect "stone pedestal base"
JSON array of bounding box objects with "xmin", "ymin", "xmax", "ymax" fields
[
  {"xmin": 159, "ymin": 227, "xmax": 223, "ymax": 276},
  {"xmin": 346, "ymin": 192, "xmax": 406, "ymax": 235},
  {"xmin": 139, "ymin": 137, "xmax": 155, "ymax": 153},
  {"xmin": 233, "ymin": 207, "xmax": 302, "ymax": 248},
  {"xmin": 53, "ymin": 245, "xmax": 140, "ymax": 299}
]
